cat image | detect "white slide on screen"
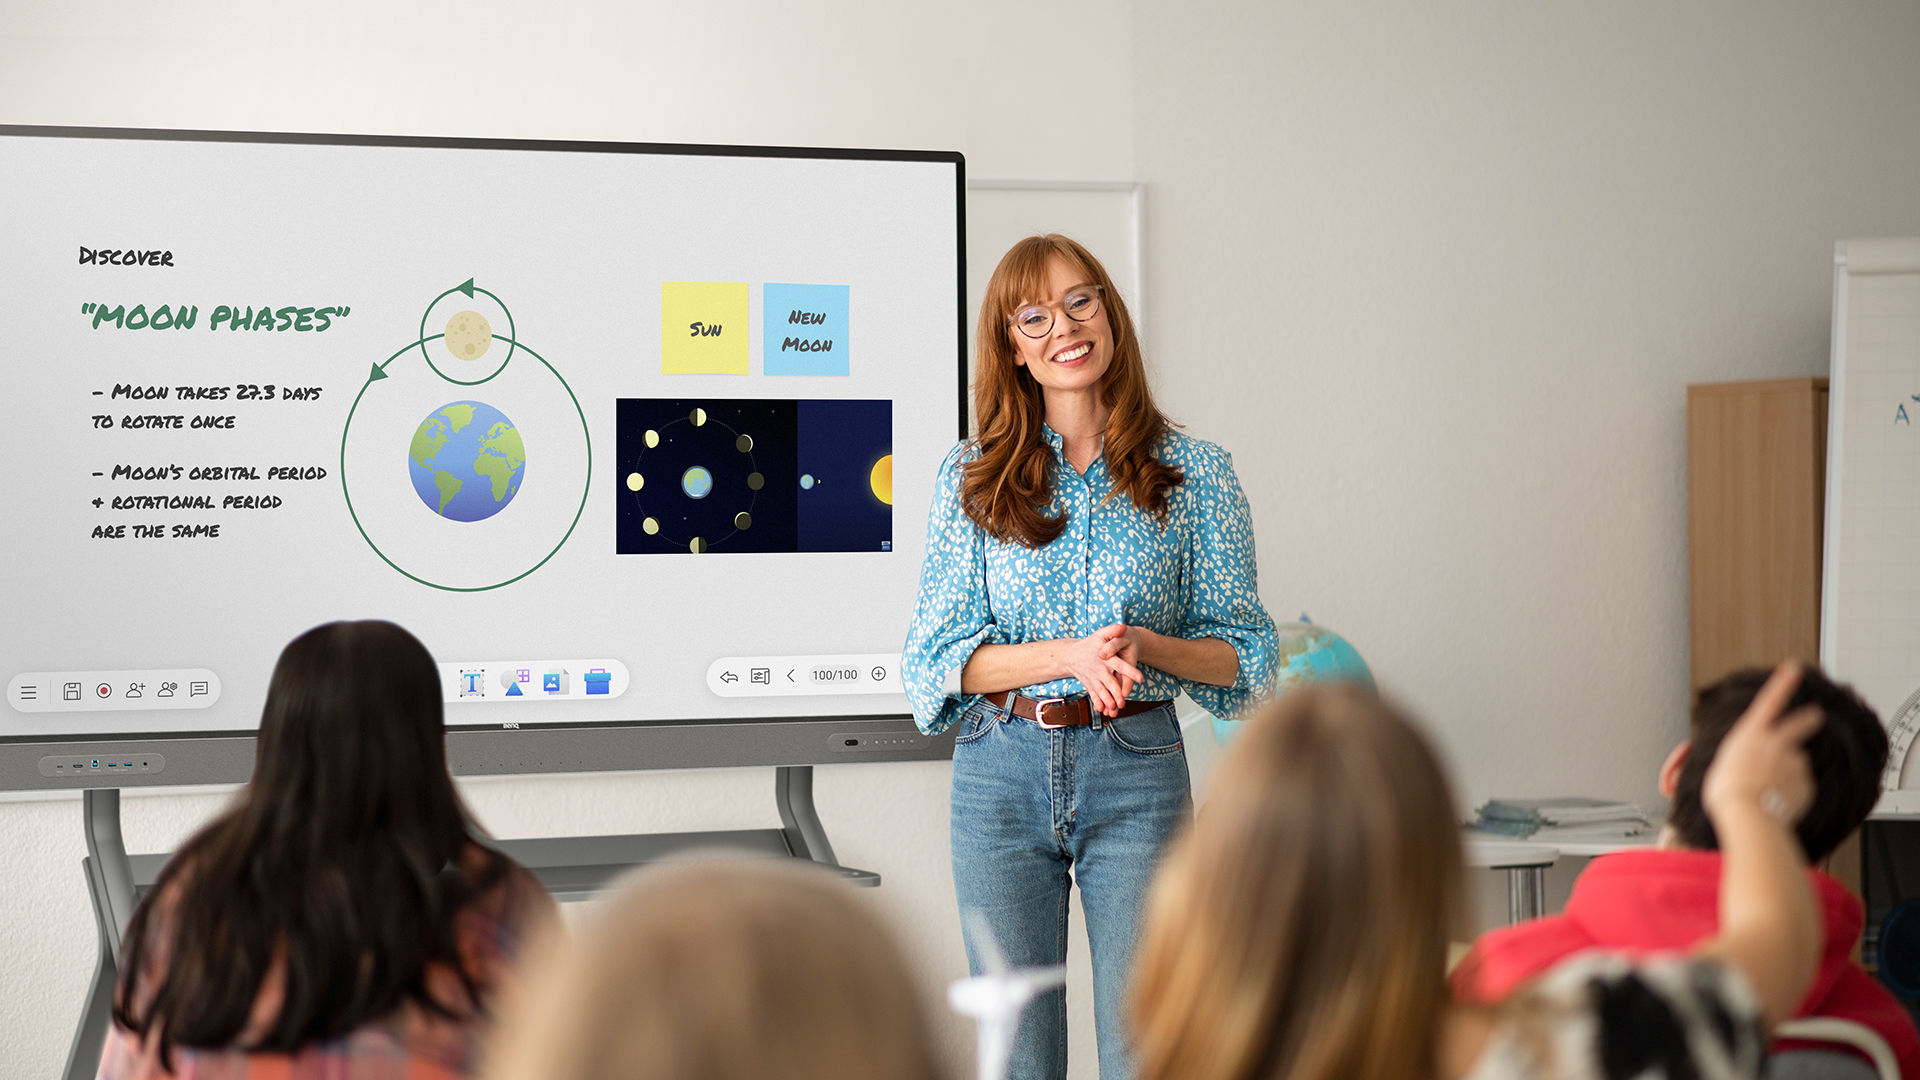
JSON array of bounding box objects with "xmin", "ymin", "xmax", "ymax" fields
[{"xmin": 0, "ymin": 131, "xmax": 962, "ymax": 739}]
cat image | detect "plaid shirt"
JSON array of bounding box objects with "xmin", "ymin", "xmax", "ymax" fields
[{"xmin": 97, "ymin": 854, "xmax": 554, "ymax": 1080}]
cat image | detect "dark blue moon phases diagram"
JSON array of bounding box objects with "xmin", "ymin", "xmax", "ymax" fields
[{"xmin": 616, "ymin": 398, "xmax": 892, "ymax": 554}]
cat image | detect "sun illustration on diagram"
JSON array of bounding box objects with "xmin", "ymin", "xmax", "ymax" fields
[{"xmin": 340, "ymin": 279, "xmax": 591, "ymax": 591}]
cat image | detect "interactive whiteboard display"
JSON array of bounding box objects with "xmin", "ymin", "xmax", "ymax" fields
[{"xmin": 0, "ymin": 128, "xmax": 964, "ymax": 745}]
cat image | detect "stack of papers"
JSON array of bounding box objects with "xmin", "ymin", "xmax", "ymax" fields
[{"xmin": 1471, "ymin": 797, "xmax": 1654, "ymax": 842}]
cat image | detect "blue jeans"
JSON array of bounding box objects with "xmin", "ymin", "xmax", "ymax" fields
[{"xmin": 950, "ymin": 698, "xmax": 1191, "ymax": 1080}]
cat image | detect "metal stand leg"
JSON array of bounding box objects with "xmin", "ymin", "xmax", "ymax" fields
[
  {"xmin": 775, "ymin": 765, "xmax": 876, "ymax": 885},
  {"xmin": 66, "ymin": 790, "xmax": 135, "ymax": 1080},
  {"xmin": 1507, "ymin": 866, "xmax": 1546, "ymax": 923}
]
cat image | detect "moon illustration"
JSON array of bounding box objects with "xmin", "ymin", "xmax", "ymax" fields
[
  {"xmin": 870, "ymin": 455, "xmax": 893, "ymax": 506},
  {"xmin": 443, "ymin": 310, "xmax": 492, "ymax": 361},
  {"xmin": 736, "ymin": 433, "xmax": 754, "ymax": 452},
  {"xmin": 734, "ymin": 512, "xmax": 753, "ymax": 530},
  {"xmin": 690, "ymin": 537, "xmax": 707, "ymax": 553},
  {"xmin": 642, "ymin": 517, "xmax": 660, "ymax": 535},
  {"xmin": 644, "ymin": 429, "xmax": 660, "ymax": 449},
  {"xmin": 626, "ymin": 472, "xmax": 644, "ymax": 491},
  {"xmin": 690, "ymin": 407, "xmax": 708, "ymax": 426},
  {"xmin": 747, "ymin": 472, "xmax": 765, "ymax": 490}
]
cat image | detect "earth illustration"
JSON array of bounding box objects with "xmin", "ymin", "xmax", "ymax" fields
[{"xmin": 407, "ymin": 400, "xmax": 526, "ymax": 522}]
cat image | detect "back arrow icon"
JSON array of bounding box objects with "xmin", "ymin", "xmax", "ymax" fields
[
  {"xmin": 720, "ymin": 671, "xmax": 739, "ymax": 683},
  {"xmin": 786, "ymin": 669, "xmax": 796, "ymax": 682}
]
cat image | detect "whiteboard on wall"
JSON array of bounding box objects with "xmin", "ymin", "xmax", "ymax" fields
[
  {"xmin": 964, "ymin": 181, "xmax": 1142, "ymax": 394},
  {"xmin": 1820, "ymin": 237, "xmax": 1920, "ymax": 790}
]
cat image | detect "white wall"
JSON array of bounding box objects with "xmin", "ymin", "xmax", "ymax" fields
[
  {"xmin": 6, "ymin": 3, "xmax": 1920, "ymax": 1079},
  {"xmin": 1132, "ymin": 0, "xmax": 1920, "ymax": 811}
]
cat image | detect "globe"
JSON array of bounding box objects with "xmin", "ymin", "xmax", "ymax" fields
[
  {"xmin": 407, "ymin": 400, "xmax": 526, "ymax": 522},
  {"xmin": 1213, "ymin": 618, "xmax": 1375, "ymax": 744}
]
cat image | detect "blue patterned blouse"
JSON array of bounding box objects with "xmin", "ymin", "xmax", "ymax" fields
[{"xmin": 902, "ymin": 425, "xmax": 1279, "ymax": 735}]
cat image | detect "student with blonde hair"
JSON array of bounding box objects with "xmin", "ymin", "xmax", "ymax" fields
[
  {"xmin": 1130, "ymin": 666, "xmax": 1824, "ymax": 1080},
  {"xmin": 484, "ymin": 856, "xmax": 947, "ymax": 1080}
]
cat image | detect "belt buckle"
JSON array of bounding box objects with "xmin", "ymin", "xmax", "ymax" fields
[{"xmin": 1031, "ymin": 697, "xmax": 1073, "ymax": 729}]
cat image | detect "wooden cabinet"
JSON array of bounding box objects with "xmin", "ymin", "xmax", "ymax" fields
[
  {"xmin": 1686, "ymin": 377, "xmax": 1829, "ymax": 690},
  {"xmin": 1686, "ymin": 377, "xmax": 1859, "ymax": 909}
]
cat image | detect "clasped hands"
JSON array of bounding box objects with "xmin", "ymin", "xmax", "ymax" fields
[{"xmin": 1064, "ymin": 624, "xmax": 1153, "ymax": 716}]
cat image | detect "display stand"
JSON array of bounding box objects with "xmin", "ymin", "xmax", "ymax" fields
[{"xmin": 62, "ymin": 767, "xmax": 872, "ymax": 1080}]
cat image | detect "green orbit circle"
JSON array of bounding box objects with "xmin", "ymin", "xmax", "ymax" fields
[
  {"xmin": 416, "ymin": 284, "xmax": 516, "ymax": 374},
  {"xmin": 422, "ymin": 333, "xmax": 514, "ymax": 386},
  {"xmin": 341, "ymin": 336, "xmax": 590, "ymax": 593}
]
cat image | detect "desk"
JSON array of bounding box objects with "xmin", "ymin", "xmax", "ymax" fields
[
  {"xmin": 1463, "ymin": 839, "xmax": 1558, "ymax": 923},
  {"xmin": 1463, "ymin": 836, "xmax": 1656, "ymax": 923}
]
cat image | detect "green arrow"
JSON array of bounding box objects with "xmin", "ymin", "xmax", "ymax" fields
[
  {"xmin": 457, "ymin": 278, "xmax": 476, "ymax": 298},
  {"xmin": 366, "ymin": 363, "xmax": 389, "ymax": 384}
]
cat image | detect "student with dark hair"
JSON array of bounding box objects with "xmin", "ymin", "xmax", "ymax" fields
[
  {"xmin": 1455, "ymin": 664, "xmax": 1916, "ymax": 1076},
  {"xmin": 99, "ymin": 620, "xmax": 555, "ymax": 1080}
]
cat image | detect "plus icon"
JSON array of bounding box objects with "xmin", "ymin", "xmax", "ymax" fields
[{"xmin": 91, "ymin": 498, "xmax": 103, "ymax": 508}]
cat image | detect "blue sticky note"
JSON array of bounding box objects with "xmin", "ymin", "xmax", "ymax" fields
[{"xmin": 763, "ymin": 283, "xmax": 850, "ymax": 376}]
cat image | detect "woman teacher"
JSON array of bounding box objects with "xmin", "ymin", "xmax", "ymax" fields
[{"xmin": 903, "ymin": 234, "xmax": 1278, "ymax": 1079}]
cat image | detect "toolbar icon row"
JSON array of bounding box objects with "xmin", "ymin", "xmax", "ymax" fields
[
  {"xmin": 6, "ymin": 669, "xmax": 222, "ymax": 714},
  {"xmin": 437, "ymin": 659, "xmax": 629, "ymax": 705},
  {"xmin": 706, "ymin": 654, "xmax": 903, "ymax": 698}
]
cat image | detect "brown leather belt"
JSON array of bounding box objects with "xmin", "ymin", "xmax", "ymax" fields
[{"xmin": 982, "ymin": 691, "xmax": 1173, "ymax": 729}]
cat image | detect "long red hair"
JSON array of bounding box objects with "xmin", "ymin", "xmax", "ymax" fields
[{"xmin": 962, "ymin": 234, "xmax": 1181, "ymax": 547}]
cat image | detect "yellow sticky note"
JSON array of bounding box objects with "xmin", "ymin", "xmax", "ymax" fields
[{"xmin": 661, "ymin": 283, "xmax": 749, "ymax": 374}]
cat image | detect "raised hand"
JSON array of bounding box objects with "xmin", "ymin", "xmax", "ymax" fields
[{"xmin": 1702, "ymin": 660, "xmax": 1821, "ymax": 828}]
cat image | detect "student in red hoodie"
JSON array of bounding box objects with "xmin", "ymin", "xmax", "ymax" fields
[{"xmin": 1454, "ymin": 665, "xmax": 1918, "ymax": 1076}]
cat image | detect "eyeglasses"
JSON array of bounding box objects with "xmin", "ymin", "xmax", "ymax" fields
[{"xmin": 1008, "ymin": 285, "xmax": 1103, "ymax": 339}]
